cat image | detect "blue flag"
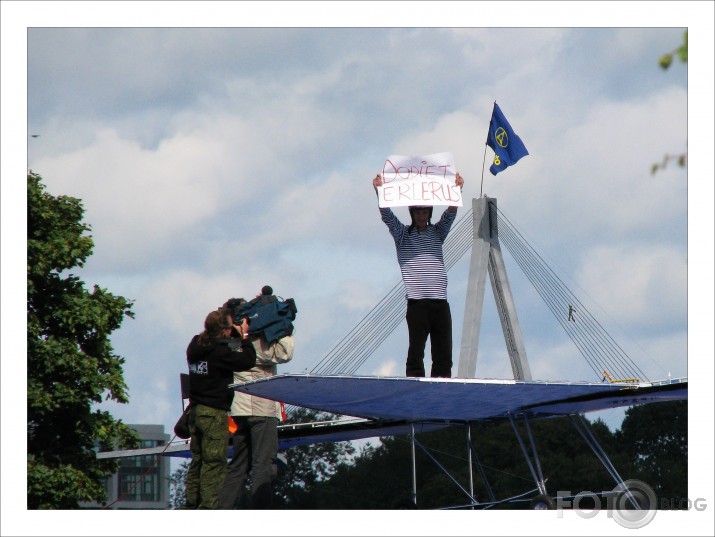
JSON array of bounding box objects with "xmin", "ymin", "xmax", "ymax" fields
[{"xmin": 486, "ymin": 103, "xmax": 529, "ymax": 175}]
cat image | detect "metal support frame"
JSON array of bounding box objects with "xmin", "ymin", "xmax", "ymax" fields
[
  {"xmin": 458, "ymin": 196, "xmax": 532, "ymax": 380},
  {"xmin": 466, "ymin": 425, "xmax": 474, "ymax": 508},
  {"xmin": 466, "ymin": 425, "xmax": 496, "ymax": 503},
  {"xmin": 407, "ymin": 423, "xmax": 491, "ymax": 509},
  {"xmin": 406, "ymin": 419, "xmax": 541, "ymax": 509},
  {"xmin": 402, "ymin": 413, "xmax": 642, "ymax": 510},
  {"xmin": 410, "ymin": 431, "xmax": 479, "ymax": 508},
  {"xmin": 507, "ymin": 413, "xmax": 548, "ymax": 496},
  {"xmin": 410, "ymin": 423, "xmax": 417, "ymax": 506},
  {"xmin": 568, "ymin": 414, "xmax": 641, "ymax": 509},
  {"xmin": 522, "ymin": 414, "xmax": 547, "ymax": 496}
]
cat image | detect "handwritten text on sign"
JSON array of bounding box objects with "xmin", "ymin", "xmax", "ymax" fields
[{"xmin": 377, "ymin": 152, "xmax": 462, "ymax": 208}]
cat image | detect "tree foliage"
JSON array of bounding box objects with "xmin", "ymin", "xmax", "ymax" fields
[
  {"xmin": 167, "ymin": 401, "xmax": 685, "ymax": 510},
  {"xmin": 615, "ymin": 400, "xmax": 687, "ymax": 504},
  {"xmin": 303, "ymin": 417, "xmax": 623, "ymax": 509},
  {"xmin": 652, "ymin": 30, "xmax": 688, "ymax": 175},
  {"xmin": 658, "ymin": 30, "xmax": 688, "ymax": 70},
  {"xmin": 27, "ymin": 172, "xmax": 138, "ymax": 509},
  {"xmin": 273, "ymin": 408, "xmax": 357, "ymax": 508},
  {"xmin": 169, "ymin": 459, "xmax": 190, "ymax": 509},
  {"xmin": 298, "ymin": 402, "xmax": 686, "ymax": 509}
]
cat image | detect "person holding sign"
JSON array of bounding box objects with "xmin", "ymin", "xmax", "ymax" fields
[{"xmin": 372, "ymin": 171, "xmax": 464, "ymax": 378}]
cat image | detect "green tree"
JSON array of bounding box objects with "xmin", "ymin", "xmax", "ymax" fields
[
  {"xmin": 169, "ymin": 459, "xmax": 190, "ymax": 509},
  {"xmin": 27, "ymin": 172, "xmax": 138, "ymax": 509},
  {"xmin": 308, "ymin": 417, "xmax": 622, "ymax": 509},
  {"xmin": 302, "ymin": 409, "xmax": 687, "ymax": 510},
  {"xmin": 658, "ymin": 30, "xmax": 688, "ymax": 70},
  {"xmin": 615, "ymin": 400, "xmax": 687, "ymax": 506},
  {"xmin": 652, "ymin": 30, "xmax": 688, "ymax": 175},
  {"xmin": 273, "ymin": 408, "xmax": 357, "ymax": 509}
]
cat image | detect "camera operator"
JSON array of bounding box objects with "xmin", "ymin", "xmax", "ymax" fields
[
  {"xmin": 219, "ymin": 288, "xmax": 295, "ymax": 509},
  {"xmin": 184, "ymin": 309, "xmax": 256, "ymax": 510}
]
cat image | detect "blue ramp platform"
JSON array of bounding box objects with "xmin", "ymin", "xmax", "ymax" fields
[{"xmin": 231, "ymin": 374, "xmax": 688, "ymax": 422}]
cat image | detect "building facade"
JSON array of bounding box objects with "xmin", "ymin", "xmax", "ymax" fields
[{"xmin": 83, "ymin": 424, "xmax": 171, "ymax": 509}]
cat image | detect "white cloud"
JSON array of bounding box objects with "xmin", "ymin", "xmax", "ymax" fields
[
  {"xmin": 34, "ymin": 129, "xmax": 225, "ymax": 269},
  {"xmin": 373, "ymin": 360, "xmax": 399, "ymax": 377},
  {"xmin": 576, "ymin": 243, "xmax": 687, "ymax": 330}
]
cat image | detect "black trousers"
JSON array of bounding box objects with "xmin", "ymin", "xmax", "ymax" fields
[
  {"xmin": 218, "ymin": 416, "xmax": 278, "ymax": 509},
  {"xmin": 405, "ymin": 299, "xmax": 453, "ymax": 378}
]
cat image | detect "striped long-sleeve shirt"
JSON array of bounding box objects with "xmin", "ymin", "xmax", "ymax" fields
[{"xmin": 380, "ymin": 207, "xmax": 457, "ymax": 300}]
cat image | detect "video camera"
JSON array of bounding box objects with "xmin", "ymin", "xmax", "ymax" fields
[{"xmin": 226, "ymin": 285, "xmax": 297, "ymax": 343}]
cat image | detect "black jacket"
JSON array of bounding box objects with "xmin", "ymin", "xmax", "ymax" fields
[{"xmin": 186, "ymin": 335, "xmax": 257, "ymax": 410}]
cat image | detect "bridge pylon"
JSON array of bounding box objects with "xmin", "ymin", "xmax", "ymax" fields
[{"xmin": 458, "ymin": 196, "xmax": 532, "ymax": 380}]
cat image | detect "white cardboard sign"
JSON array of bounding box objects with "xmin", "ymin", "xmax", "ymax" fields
[{"xmin": 377, "ymin": 152, "xmax": 462, "ymax": 208}]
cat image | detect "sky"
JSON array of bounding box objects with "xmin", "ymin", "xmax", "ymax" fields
[{"xmin": 3, "ymin": 2, "xmax": 714, "ymax": 536}]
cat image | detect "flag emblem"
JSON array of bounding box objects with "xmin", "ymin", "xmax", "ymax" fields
[{"xmin": 494, "ymin": 127, "xmax": 508, "ymax": 147}]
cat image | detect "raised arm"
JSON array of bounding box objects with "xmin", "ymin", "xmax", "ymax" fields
[
  {"xmin": 447, "ymin": 172, "xmax": 465, "ymax": 213},
  {"xmin": 372, "ymin": 174, "xmax": 383, "ymax": 197}
]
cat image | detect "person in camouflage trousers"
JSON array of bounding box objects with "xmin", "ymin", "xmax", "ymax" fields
[
  {"xmin": 184, "ymin": 309, "xmax": 256, "ymax": 509},
  {"xmin": 184, "ymin": 405, "xmax": 231, "ymax": 509}
]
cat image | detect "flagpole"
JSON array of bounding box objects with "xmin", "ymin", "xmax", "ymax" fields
[
  {"xmin": 480, "ymin": 143, "xmax": 488, "ymax": 197},
  {"xmin": 481, "ymin": 101, "xmax": 497, "ymax": 197}
]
